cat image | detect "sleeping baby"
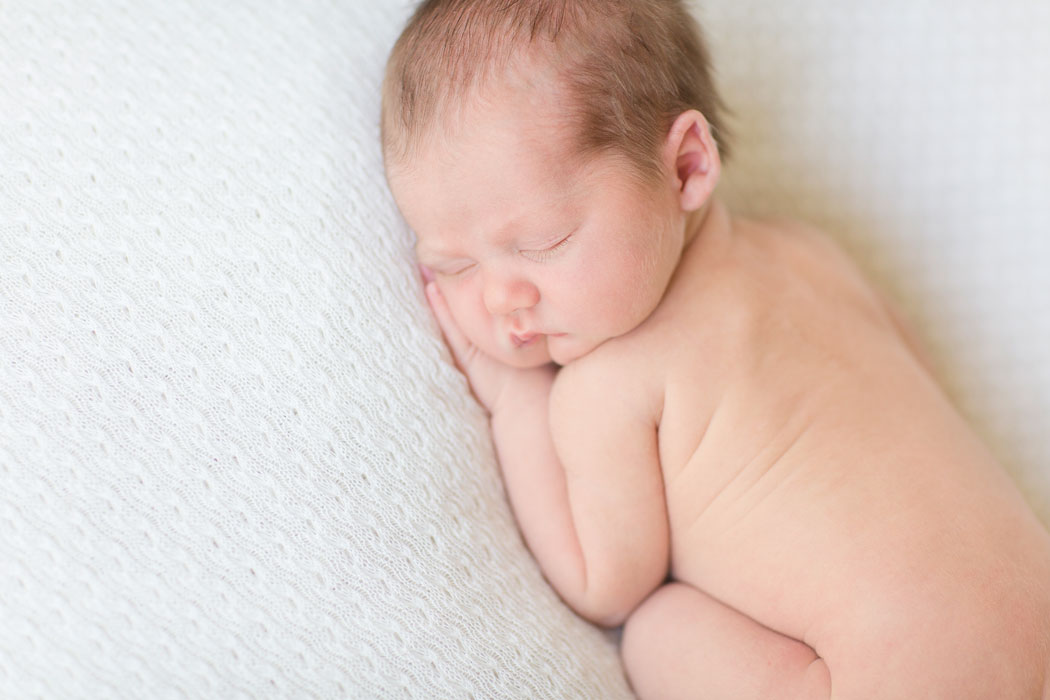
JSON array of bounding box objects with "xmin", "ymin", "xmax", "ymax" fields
[{"xmin": 381, "ymin": 1, "xmax": 1050, "ymax": 697}]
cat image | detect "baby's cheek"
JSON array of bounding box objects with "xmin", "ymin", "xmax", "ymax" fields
[{"xmin": 590, "ymin": 268, "xmax": 652, "ymax": 329}]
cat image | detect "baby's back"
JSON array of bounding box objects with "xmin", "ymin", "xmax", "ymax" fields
[{"xmin": 619, "ymin": 212, "xmax": 1050, "ymax": 697}]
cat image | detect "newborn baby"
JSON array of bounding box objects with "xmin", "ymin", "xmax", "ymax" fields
[{"xmin": 382, "ymin": 1, "xmax": 1050, "ymax": 697}]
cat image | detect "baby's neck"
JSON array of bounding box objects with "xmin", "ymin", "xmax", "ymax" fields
[{"xmin": 683, "ymin": 196, "xmax": 730, "ymax": 254}]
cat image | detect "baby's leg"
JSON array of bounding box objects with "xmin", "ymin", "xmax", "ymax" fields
[{"xmin": 622, "ymin": 582, "xmax": 831, "ymax": 700}]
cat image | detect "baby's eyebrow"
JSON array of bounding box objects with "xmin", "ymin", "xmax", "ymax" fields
[
  {"xmin": 413, "ymin": 241, "xmax": 438, "ymax": 259},
  {"xmin": 413, "ymin": 242, "xmax": 459, "ymax": 264}
]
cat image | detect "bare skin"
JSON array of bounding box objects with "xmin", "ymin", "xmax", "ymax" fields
[
  {"xmin": 608, "ymin": 203, "xmax": 1050, "ymax": 699},
  {"xmin": 387, "ymin": 66, "xmax": 1050, "ymax": 698}
]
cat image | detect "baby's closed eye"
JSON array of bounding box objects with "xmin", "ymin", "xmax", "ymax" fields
[
  {"xmin": 520, "ymin": 232, "xmax": 573, "ymax": 262},
  {"xmin": 438, "ymin": 261, "xmax": 476, "ymax": 277}
]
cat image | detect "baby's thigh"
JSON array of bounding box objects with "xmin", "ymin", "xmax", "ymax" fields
[{"xmin": 622, "ymin": 582, "xmax": 830, "ymax": 700}]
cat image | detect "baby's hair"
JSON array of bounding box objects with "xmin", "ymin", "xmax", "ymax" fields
[{"xmin": 381, "ymin": 0, "xmax": 731, "ymax": 183}]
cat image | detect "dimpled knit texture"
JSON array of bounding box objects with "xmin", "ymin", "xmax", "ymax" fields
[
  {"xmin": 3, "ymin": 0, "xmax": 1050, "ymax": 698},
  {"xmin": 0, "ymin": 1, "xmax": 631, "ymax": 698}
]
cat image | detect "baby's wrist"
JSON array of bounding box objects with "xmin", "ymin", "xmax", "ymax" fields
[{"xmin": 491, "ymin": 364, "xmax": 557, "ymax": 417}]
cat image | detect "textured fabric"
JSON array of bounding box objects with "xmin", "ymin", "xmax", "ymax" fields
[
  {"xmin": 1, "ymin": 0, "xmax": 1048, "ymax": 698},
  {"xmin": 0, "ymin": 1, "xmax": 630, "ymax": 698}
]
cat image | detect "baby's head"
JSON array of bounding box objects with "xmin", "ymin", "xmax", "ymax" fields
[{"xmin": 383, "ymin": 0, "xmax": 731, "ymax": 367}]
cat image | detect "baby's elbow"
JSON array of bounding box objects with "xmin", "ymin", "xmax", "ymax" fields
[
  {"xmin": 571, "ymin": 591, "xmax": 634, "ymax": 629},
  {"xmin": 570, "ymin": 569, "xmax": 664, "ymax": 628},
  {"xmin": 573, "ymin": 593, "xmax": 632, "ymax": 628}
]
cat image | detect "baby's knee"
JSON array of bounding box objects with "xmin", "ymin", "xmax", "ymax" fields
[
  {"xmin": 622, "ymin": 584, "xmax": 689, "ymax": 655},
  {"xmin": 621, "ymin": 583, "xmax": 716, "ymax": 698},
  {"xmin": 621, "ymin": 583, "xmax": 833, "ymax": 700},
  {"xmin": 620, "ymin": 584, "xmax": 686, "ymax": 682}
]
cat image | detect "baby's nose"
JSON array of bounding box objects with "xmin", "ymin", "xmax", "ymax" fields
[{"xmin": 482, "ymin": 272, "xmax": 539, "ymax": 316}]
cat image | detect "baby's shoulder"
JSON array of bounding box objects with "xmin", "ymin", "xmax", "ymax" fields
[
  {"xmin": 749, "ymin": 216, "xmax": 874, "ymax": 277},
  {"xmin": 555, "ymin": 336, "xmax": 639, "ymax": 392},
  {"xmin": 735, "ymin": 215, "xmax": 843, "ymax": 263},
  {"xmin": 554, "ymin": 333, "xmax": 663, "ymax": 420}
]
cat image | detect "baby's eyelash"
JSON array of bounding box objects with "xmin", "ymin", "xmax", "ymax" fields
[
  {"xmin": 523, "ymin": 234, "xmax": 573, "ymax": 262},
  {"xmin": 434, "ymin": 261, "xmax": 475, "ymax": 277}
]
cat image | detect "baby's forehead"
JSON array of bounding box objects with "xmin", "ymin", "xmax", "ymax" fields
[{"xmin": 391, "ymin": 47, "xmax": 577, "ymax": 156}]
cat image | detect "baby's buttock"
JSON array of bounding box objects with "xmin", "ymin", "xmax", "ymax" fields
[{"xmin": 660, "ymin": 364, "xmax": 1050, "ymax": 698}]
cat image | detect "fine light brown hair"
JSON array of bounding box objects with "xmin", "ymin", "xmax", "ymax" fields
[{"xmin": 381, "ymin": 0, "xmax": 732, "ymax": 183}]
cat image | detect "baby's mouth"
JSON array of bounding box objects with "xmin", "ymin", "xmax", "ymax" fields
[
  {"xmin": 510, "ymin": 331, "xmax": 540, "ymax": 348},
  {"xmin": 510, "ymin": 331, "xmax": 567, "ymax": 348}
]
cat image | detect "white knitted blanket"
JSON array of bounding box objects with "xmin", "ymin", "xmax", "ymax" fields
[{"xmin": 1, "ymin": 1, "xmax": 1047, "ymax": 698}]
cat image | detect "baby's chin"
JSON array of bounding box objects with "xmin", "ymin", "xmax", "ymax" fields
[{"xmin": 490, "ymin": 344, "xmax": 554, "ymax": 369}]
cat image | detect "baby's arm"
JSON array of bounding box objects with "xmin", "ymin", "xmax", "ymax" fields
[
  {"xmin": 494, "ymin": 362, "xmax": 669, "ymax": 627},
  {"xmin": 422, "ymin": 282, "xmax": 588, "ymax": 609},
  {"xmin": 424, "ymin": 282, "xmax": 666, "ymax": 626},
  {"xmin": 488, "ymin": 366, "xmax": 589, "ymax": 608},
  {"xmin": 546, "ymin": 357, "xmax": 669, "ymax": 625}
]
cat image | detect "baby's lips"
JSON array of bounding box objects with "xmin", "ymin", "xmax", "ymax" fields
[{"xmin": 511, "ymin": 331, "xmax": 537, "ymax": 348}]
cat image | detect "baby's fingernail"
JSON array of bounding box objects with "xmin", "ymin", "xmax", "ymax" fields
[{"xmin": 419, "ymin": 264, "xmax": 435, "ymax": 283}]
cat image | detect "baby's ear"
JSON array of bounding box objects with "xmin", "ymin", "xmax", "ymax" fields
[{"xmin": 664, "ymin": 110, "xmax": 721, "ymax": 212}]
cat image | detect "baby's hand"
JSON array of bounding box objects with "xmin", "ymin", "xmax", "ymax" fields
[{"xmin": 423, "ymin": 274, "xmax": 538, "ymax": 414}]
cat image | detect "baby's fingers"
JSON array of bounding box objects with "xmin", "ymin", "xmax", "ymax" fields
[{"xmin": 424, "ymin": 281, "xmax": 474, "ymax": 368}]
